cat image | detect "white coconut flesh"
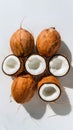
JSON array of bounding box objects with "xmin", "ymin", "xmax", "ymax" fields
[
  {"xmin": 3, "ymin": 55, "xmax": 20, "ymax": 75},
  {"xmin": 25, "ymin": 55, "xmax": 46, "ymax": 75},
  {"xmin": 39, "ymin": 83, "xmax": 60, "ymax": 101},
  {"xmin": 49, "ymin": 55, "xmax": 69, "ymax": 76}
]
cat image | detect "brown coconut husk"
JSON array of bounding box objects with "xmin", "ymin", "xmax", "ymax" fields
[
  {"xmin": 10, "ymin": 28, "xmax": 34, "ymax": 57},
  {"xmin": 37, "ymin": 75, "xmax": 61, "ymax": 102},
  {"xmin": 11, "ymin": 74, "xmax": 36, "ymax": 104},
  {"xmin": 36, "ymin": 27, "xmax": 61, "ymax": 57}
]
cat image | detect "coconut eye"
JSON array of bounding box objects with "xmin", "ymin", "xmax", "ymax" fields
[
  {"xmin": 49, "ymin": 54, "xmax": 70, "ymax": 77},
  {"xmin": 25, "ymin": 55, "xmax": 46, "ymax": 75}
]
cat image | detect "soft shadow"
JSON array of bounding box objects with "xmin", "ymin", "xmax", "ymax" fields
[
  {"xmin": 59, "ymin": 67, "xmax": 73, "ymax": 88},
  {"xmin": 49, "ymin": 89, "xmax": 71, "ymax": 115},
  {"xmin": 59, "ymin": 41, "xmax": 72, "ymax": 62},
  {"xmin": 49, "ymin": 41, "xmax": 72, "ymax": 115},
  {"xmin": 23, "ymin": 92, "xmax": 46, "ymax": 119},
  {"xmin": 58, "ymin": 41, "xmax": 73, "ymax": 89}
]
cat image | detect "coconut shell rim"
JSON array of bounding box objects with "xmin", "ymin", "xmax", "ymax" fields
[
  {"xmin": 2, "ymin": 54, "xmax": 23, "ymax": 76},
  {"xmin": 49, "ymin": 54, "xmax": 70, "ymax": 77},
  {"xmin": 25, "ymin": 54, "xmax": 47, "ymax": 76},
  {"xmin": 38, "ymin": 82, "xmax": 61, "ymax": 102}
]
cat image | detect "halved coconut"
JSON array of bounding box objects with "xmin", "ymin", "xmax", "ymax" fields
[
  {"xmin": 25, "ymin": 55, "xmax": 46, "ymax": 75},
  {"xmin": 38, "ymin": 76, "xmax": 61, "ymax": 102},
  {"xmin": 2, "ymin": 54, "xmax": 24, "ymax": 76},
  {"xmin": 49, "ymin": 54, "xmax": 70, "ymax": 77}
]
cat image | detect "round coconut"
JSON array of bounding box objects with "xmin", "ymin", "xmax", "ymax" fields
[
  {"xmin": 2, "ymin": 54, "xmax": 24, "ymax": 77},
  {"xmin": 49, "ymin": 54, "xmax": 70, "ymax": 77},
  {"xmin": 38, "ymin": 75, "xmax": 61, "ymax": 102},
  {"xmin": 25, "ymin": 54, "xmax": 46, "ymax": 76},
  {"xmin": 10, "ymin": 28, "xmax": 34, "ymax": 57},
  {"xmin": 11, "ymin": 74, "xmax": 36, "ymax": 104},
  {"xmin": 36, "ymin": 27, "xmax": 61, "ymax": 57}
]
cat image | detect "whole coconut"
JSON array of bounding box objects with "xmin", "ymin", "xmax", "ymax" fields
[
  {"xmin": 36, "ymin": 27, "xmax": 61, "ymax": 57},
  {"xmin": 11, "ymin": 74, "xmax": 36, "ymax": 104},
  {"xmin": 10, "ymin": 28, "xmax": 34, "ymax": 57}
]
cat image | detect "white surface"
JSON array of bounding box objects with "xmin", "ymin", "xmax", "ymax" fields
[{"xmin": 0, "ymin": 0, "xmax": 73, "ymax": 130}]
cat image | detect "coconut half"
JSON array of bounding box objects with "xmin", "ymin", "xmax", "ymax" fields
[
  {"xmin": 25, "ymin": 55, "xmax": 46, "ymax": 75},
  {"xmin": 39, "ymin": 83, "xmax": 60, "ymax": 102},
  {"xmin": 49, "ymin": 54, "xmax": 70, "ymax": 77},
  {"xmin": 2, "ymin": 54, "xmax": 24, "ymax": 76},
  {"xmin": 38, "ymin": 76, "xmax": 61, "ymax": 102}
]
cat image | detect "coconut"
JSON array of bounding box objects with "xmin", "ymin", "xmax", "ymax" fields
[
  {"xmin": 25, "ymin": 54, "xmax": 46, "ymax": 76},
  {"xmin": 36, "ymin": 27, "xmax": 61, "ymax": 57},
  {"xmin": 49, "ymin": 54, "xmax": 70, "ymax": 77},
  {"xmin": 11, "ymin": 74, "xmax": 36, "ymax": 104},
  {"xmin": 10, "ymin": 28, "xmax": 34, "ymax": 57},
  {"xmin": 2, "ymin": 54, "xmax": 24, "ymax": 76},
  {"xmin": 38, "ymin": 75, "xmax": 61, "ymax": 102}
]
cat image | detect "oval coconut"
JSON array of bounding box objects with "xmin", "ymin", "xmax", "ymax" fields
[
  {"xmin": 10, "ymin": 28, "xmax": 34, "ymax": 57},
  {"xmin": 36, "ymin": 27, "xmax": 61, "ymax": 57},
  {"xmin": 11, "ymin": 74, "xmax": 36, "ymax": 104}
]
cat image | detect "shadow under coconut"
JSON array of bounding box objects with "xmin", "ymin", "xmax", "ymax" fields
[
  {"xmin": 23, "ymin": 92, "xmax": 46, "ymax": 119},
  {"xmin": 59, "ymin": 41, "xmax": 72, "ymax": 62},
  {"xmin": 58, "ymin": 41, "xmax": 73, "ymax": 89},
  {"xmin": 48, "ymin": 41, "xmax": 72, "ymax": 115},
  {"xmin": 49, "ymin": 88, "xmax": 71, "ymax": 115},
  {"xmin": 59, "ymin": 66, "xmax": 73, "ymax": 89}
]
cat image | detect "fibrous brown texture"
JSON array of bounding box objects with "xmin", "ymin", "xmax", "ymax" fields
[
  {"xmin": 10, "ymin": 28, "xmax": 34, "ymax": 57},
  {"xmin": 37, "ymin": 75, "xmax": 61, "ymax": 90},
  {"xmin": 11, "ymin": 74, "xmax": 36, "ymax": 104},
  {"xmin": 37, "ymin": 75, "xmax": 61, "ymax": 102},
  {"xmin": 14, "ymin": 57, "xmax": 24, "ymax": 76},
  {"xmin": 36, "ymin": 28, "xmax": 61, "ymax": 57}
]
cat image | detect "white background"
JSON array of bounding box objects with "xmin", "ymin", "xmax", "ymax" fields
[{"xmin": 0, "ymin": 0, "xmax": 73, "ymax": 130}]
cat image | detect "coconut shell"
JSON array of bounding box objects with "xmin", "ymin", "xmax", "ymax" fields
[
  {"xmin": 10, "ymin": 28, "xmax": 34, "ymax": 57},
  {"xmin": 38, "ymin": 75, "xmax": 61, "ymax": 89},
  {"xmin": 14, "ymin": 57, "xmax": 25, "ymax": 76},
  {"xmin": 25, "ymin": 54, "xmax": 47, "ymax": 78},
  {"xmin": 2, "ymin": 54, "xmax": 25, "ymax": 77},
  {"xmin": 49, "ymin": 54, "xmax": 70, "ymax": 77},
  {"xmin": 36, "ymin": 27, "xmax": 61, "ymax": 57},
  {"xmin": 37, "ymin": 75, "xmax": 61, "ymax": 102},
  {"xmin": 11, "ymin": 74, "xmax": 36, "ymax": 104}
]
